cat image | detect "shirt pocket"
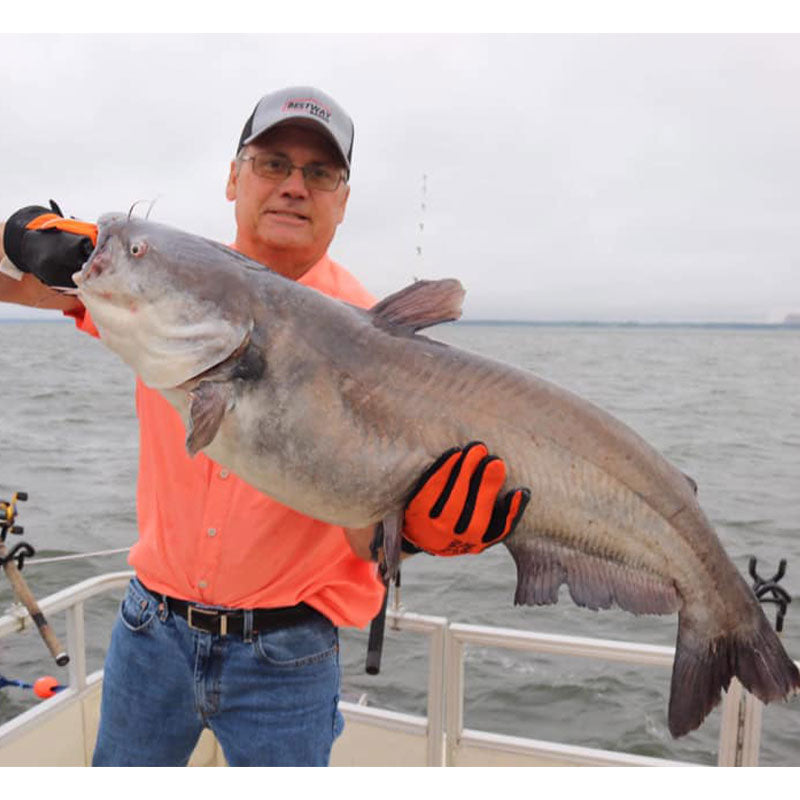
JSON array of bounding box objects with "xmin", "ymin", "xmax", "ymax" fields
[{"xmin": 253, "ymin": 614, "xmax": 339, "ymax": 668}]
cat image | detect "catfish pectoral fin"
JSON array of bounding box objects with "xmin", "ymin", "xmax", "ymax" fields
[
  {"xmin": 186, "ymin": 382, "xmax": 233, "ymax": 456},
  {"xmin": 505, "ymin": 536, "xmax": 680, "ymax": 615}
]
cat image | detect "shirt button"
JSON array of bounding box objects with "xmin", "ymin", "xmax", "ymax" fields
[
  {"xmin": 198, "ymin": 580, "xmax": 208, "ymax": 589},
  {"xmin": 219, "ymin": 469, "xmax": 229, "ymax": 479},
  {"xmin": 208, "ymin": 527, "xmax": 217, "ymax": 537}
]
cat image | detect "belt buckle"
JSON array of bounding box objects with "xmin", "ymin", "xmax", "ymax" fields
[{"xmin": 187, "ymin": 605, "xmax": 228, "ymax": 635}]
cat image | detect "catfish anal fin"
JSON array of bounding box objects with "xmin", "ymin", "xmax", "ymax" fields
[{"xmin": 504, "ymin": 535, "xmax": 680, "ymax": 615}]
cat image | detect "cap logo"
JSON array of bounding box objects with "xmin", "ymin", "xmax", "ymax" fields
[{"xmin": 282, "ymin": 97, "xmax": 332, "ymax": 125}]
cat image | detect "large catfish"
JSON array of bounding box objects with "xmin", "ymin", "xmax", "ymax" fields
[{"xmin": 73, "ymin": 214, "xmax": 799, "ymax": 737}]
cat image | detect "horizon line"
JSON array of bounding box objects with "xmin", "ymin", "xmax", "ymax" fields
[
  {"xmin": 1, "ymin": 316, "xmax": 798, "ymax": 329},
  {"xmin": 455, "ymin": 318, "xmax": 799, "ymax": 327}
]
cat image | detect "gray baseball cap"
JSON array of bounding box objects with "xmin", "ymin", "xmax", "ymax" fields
[{"xmin": 237, "ymin": 86, "xmax": 354, "ymax": 169}]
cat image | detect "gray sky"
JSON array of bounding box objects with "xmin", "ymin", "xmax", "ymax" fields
[{"xmin": 2, "ymin": 33, "xmax": 799, "ymax": 322}]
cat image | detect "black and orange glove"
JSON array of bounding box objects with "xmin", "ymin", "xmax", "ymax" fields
[
  {"xmin": 402, "ymin": 442, "xmax": 530, "ymax": 556},
  {"xmin": 2, "ymin": 200, "xmax": 97, "ymax": 287}
]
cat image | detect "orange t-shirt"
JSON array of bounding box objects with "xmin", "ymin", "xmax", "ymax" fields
[{"xmin": 67, "ymin": 252, "xmax": 385, "ymax": 628}]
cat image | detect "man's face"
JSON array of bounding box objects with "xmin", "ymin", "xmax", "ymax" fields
[{"xmin": 225, "ymin": 124, "xmax": 350, "ymax": 277}]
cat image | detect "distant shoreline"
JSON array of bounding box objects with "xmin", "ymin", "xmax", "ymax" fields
[
  {"xmin": 1, "ymin": 317, "xmax": 798, "ymax": 330},
  {"xmin": 0, "ymin": 317, "xmax": 72, "ymax": 323},
  {"xmin": 454, "ymin": 320, "xmax": 800, "ymax": 330}
]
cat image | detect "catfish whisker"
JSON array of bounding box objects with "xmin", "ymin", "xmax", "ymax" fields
[
  {"xmin": 145, "ymin": 195, "xmax": 163, "ymax": 221},
  {"xmin": 128, "ymin": 200, "xmax": 148, "ymax": 221}
]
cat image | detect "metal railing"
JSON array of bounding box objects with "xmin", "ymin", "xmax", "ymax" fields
[
  {"xmin": 0, "ymin": 571, "xmax": 133, "ymax": 694},
  {"xmin": 1, "ymin": 572, "xmax": 787, "ymax": 766}
]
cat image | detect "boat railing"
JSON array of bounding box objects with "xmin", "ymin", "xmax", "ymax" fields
[{"xmin": 0, "ymin": 571, "xmax": 785, "ymax": 766}]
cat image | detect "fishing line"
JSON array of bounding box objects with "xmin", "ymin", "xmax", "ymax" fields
[{"xmin": 20, "ymin": 546, "xmax": 132, "ymax": 567}]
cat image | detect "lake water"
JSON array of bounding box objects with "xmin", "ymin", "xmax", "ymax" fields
[{"xmin": 0, "ymin": 319, "xmax": 798, "ymax": 765}]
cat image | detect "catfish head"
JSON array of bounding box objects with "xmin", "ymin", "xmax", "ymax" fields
[{"xmin": 74, "ymin": 214, "xmax": 255, "ymax": 389}]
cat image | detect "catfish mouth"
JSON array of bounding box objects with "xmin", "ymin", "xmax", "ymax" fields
[
  {"xmin": 73, "ymin": 227, "xmax": 119, "ymax": 292},
  {"xmin": 73, "ymin": 250, "xmax": 110, "ymax": 288},
  {"xmin": 73, "ymin": 249, "xmax": 136, "ymax": 309}
]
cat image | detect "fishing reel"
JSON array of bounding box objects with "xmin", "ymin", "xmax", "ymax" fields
[
  {"xmin": 0, "ymin": 492, "xmax": 68, "ymax": 665},
  {"xmin": 0, "ymin": 491, "xmax": 35, "ymax": 570},
  {"xmin": 1, "ymin": 490, "xmax": 28, "ymax": 536}
]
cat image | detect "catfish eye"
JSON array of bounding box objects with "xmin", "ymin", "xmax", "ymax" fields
[{"xmin": 130, "ymin": 241, "xmax": 148, "ymax": 258}]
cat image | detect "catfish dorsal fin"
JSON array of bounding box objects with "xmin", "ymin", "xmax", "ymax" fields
[{"xmin": 370, "ymin": 278, "xmax": 465, "ymax": 332}]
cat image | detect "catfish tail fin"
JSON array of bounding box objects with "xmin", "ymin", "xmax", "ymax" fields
[{"xmin": 668, "ymin": 609, "xmax": 800, "ymax": 737}]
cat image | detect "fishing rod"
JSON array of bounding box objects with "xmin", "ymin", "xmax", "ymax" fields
[
  {"xmin": 366, "ymin": 568, "xmax": 401, "ymax": 676},
  {"xmin": 365, "ymin": 520, "xmax": 403, "ymax": 675},
  {"xmin": 0, "ymin": 491, "xmax": 69, "ymax": 666}
]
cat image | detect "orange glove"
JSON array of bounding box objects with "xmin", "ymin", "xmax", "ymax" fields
[
  {"xmin": 2, "ymin": 201, "xmax": 97, "ymax": 287},
  {"xmin": 402, "ymin": 442, "xmax": 530, "ymax": 556}
]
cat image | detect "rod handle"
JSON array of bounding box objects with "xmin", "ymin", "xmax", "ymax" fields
[{"xmin": 1, "ymin": 543, "xmax": 69, "ymax": 666}]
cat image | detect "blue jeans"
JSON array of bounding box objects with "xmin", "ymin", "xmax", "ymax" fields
[{"xmin": 92, "ymin": 577, "xmax": 344, "ymax": 766}]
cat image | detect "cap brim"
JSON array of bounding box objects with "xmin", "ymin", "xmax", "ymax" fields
[{"xmin": 243, "ymin": 117, "xmax": 350, "ymax": 169}]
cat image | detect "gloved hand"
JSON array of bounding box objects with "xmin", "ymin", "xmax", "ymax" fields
[
  {"xmin": 2, "ymin": 200, "xmax": 97, "ymax": 287},
  {"xmin": 402, "ymin": 442, "xmax": 530, "ymax": 556}
]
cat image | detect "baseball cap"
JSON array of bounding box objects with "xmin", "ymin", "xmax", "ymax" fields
[{"xmin": 237, "ymin": 86, "xmax": 354, "ymax": 169}]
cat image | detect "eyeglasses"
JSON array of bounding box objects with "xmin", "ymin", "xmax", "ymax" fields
[{"xmin": 239, "ymin": 153, "xmax": 347, "ymax": 192}]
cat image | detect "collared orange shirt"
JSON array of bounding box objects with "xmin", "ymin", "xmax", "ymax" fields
[{"xmin": 67, "ymin": 252, "xmax": 385, "ymax": 628}]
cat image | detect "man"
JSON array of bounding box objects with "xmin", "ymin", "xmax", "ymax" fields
[{"xmin": 0, "ymin": 86, "xmax": 528, "ymax": 766}]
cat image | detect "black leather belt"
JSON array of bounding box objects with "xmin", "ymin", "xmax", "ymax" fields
[{"xmin": 142, "ymin": 583, "xmax": 318, "ymax": 636}]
